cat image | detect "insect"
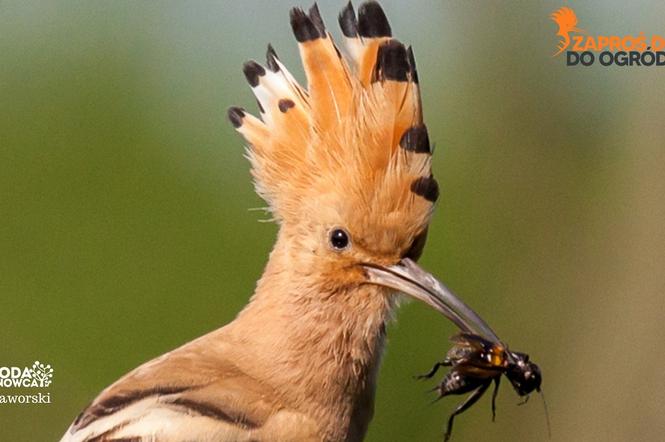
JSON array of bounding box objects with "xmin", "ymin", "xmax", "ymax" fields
[
  {"xmin": 418, "ymin": 333, "xmax": 545, "ymax": 442},
  {"xmin": 367, "ymin": 259, "xmax": 548, "ymax": 440}
]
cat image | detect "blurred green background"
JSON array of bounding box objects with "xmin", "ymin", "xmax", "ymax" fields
[{"xmin": 1, "ymin": 1, "xmax": 664, "ymax": 441}]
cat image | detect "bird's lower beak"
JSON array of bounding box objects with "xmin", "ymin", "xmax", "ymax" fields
[{"xmin": 363, "ymin": 258, "xmax": 500, "ymax": 342}]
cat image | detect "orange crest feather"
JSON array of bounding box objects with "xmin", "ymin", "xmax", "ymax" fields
[{"xmin": 229, "ymin": 1, "xmax": 437, "ymax": 242}]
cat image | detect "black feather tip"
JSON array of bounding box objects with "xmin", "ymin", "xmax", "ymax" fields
[
  {"xmin": 308, "ymin": 3, "xmax": 326, "ymax": 36},
  {"xmin": 266, "ymin": 44, "xmax": 280, "ymax": 72},
  {"xmin": 227, "ymin": 107, "xmax": 245, "ymax": 128},
  {"xmin": 339, "ymin": 1, "xmax": 358, "ymax": 37},
  {"xmin": 411, "ymin": 176, "xmax": 439, "ymax": 202},
  {"xmin": 243, "ymin": 61, "xmax": 265, "ymax": 87},
  {"xmin": 290, "ymin": 7, "xmax": 324, "ymax": 42},
  {"xmin": 407, "ymin": 46, "xmax": 419, "ymax": 84},
  {"xmin": 358, "ymin": 1, "xmax": 391, "ymax": 38},
  {"xmin": 402, "ymin": 228, "xmax": 429, "ymax": 261},
  {"xmin": 400, "ymin": 125, "xmax": 430, "ymax": 153},
  {"xmin": 375, "ymin": 40, "xmax": 409, "ymax": 82}
]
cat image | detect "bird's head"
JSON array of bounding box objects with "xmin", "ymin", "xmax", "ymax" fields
[
  {"xmin": 229, "ymin": 2, "xmax": 483, "ymax": 331},
  {"xmin": 551, "ymin": 6, "xmax": 581, "ymax": 36}
]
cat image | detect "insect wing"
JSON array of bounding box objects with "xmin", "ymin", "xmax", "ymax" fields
[{"xmin": 447, "ymin": 333, "xmax": 506, "ymax": 372}]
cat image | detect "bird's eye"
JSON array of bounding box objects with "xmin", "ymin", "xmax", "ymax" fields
[{"xmin": 329, "ymin": 228, "xmax": 350, "ymax": 251}]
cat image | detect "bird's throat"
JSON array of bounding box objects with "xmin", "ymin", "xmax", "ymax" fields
[{"xmin": 227, "ymin": 240, "xmax": 396, "ymax": 441}]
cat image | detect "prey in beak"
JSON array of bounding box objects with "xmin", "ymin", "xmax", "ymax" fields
[
  {"xmin": 363, "ymin": 258, "xmax": 500, "ymax": 344},
  {"xmin": 364, "ymin": 258, "xmax": 549, "ymax": 441}
]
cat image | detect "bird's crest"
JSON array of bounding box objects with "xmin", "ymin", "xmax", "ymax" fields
[
  {"xmin": 229, "ymin": 1, "xmax": 436, "ymax": 242},
  {"xmin": 551, "ymin": 6, "xmax": 584, "ymax": 56}
]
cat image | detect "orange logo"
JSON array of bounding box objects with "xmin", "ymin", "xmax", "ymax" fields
[
  {"xmin": 550, "ymin": 5, "xmax": 665, "ymax": 66},
  {"xmin": 550, "ymin": 7, "xmax": 584, "ymax": 56}
]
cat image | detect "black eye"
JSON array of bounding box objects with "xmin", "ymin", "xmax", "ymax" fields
[{"xmin": 329, "ymin": 228, "xmax": 350, "ymax": 250}]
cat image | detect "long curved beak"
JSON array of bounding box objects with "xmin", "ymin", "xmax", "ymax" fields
[{"xmin": 363, "ymin": 258, "xmax": 500, "ymax": 343}]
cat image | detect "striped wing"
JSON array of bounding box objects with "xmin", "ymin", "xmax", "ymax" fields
[{"xmin": 60, "ymin": 332, "xmax": 318, "ymax": 442}]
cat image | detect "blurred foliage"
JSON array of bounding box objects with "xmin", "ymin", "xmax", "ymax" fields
[{"xmin": 1, "ymin": 1, "xmax": 664, "ymax": 441}]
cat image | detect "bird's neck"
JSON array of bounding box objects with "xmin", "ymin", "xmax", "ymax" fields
[{"xmin": 226, "ymin": 233, "xmax": 396, "ymax": 441}]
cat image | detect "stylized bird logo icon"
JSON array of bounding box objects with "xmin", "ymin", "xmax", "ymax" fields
[{"xmin": 551, "ymin": 6, "xmax": 584, "ymax": 56}]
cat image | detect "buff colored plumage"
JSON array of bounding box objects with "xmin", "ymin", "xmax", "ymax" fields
[{"xmin": 61, "ymin": 3, "xmax": 442, "ymax": 441}]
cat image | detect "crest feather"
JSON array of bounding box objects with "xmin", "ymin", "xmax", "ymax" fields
[{"xmin": 229, "ymin": 1, "xmax": 436, "ymax": 232}]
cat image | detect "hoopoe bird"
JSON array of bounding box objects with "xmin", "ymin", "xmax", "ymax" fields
[{"xmin": 62, "ymin": 2, "xmax": 485, "ymax": 441}]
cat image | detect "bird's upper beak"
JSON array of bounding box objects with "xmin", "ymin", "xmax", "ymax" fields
[{"xmin": 363, "ymin": 258, "xmax": 500, "ymax": 342}]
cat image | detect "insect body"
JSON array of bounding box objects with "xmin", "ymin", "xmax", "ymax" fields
[
  {"xmin": 368, "ymin": 259, "xmax": 546, "ymax": 440},
  {"xmin": 419, "ymin": 333, "xmax": 542, "ymax": 442}
]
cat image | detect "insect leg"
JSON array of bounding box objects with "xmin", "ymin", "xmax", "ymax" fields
[
  {"xmin": 444, "ymin": 380, "xmax": 491, "ymax": 442},
  {"xmin": 416, "ymin": 361, "xmax": 448, "ymax": 380},
  {"xmin": 491, "ymin": 376, "xmax": 500, "ymax": 422}
]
